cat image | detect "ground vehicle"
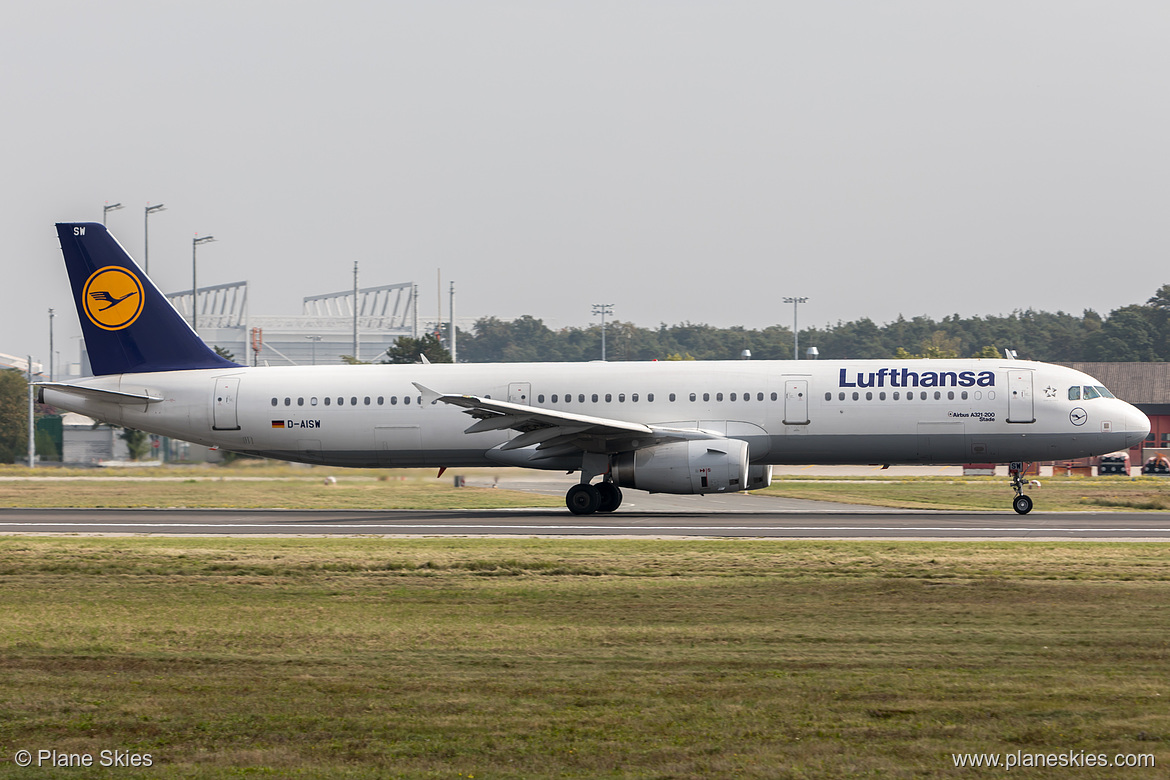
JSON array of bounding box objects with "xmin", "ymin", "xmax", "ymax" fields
[
  {"xmin": 1097, "ymin": 452, "xmax": 1130, "ymax": 476},
  {"xmin": 1142, "ymin": 454, "xmax": 1170, "ymax": 475}
]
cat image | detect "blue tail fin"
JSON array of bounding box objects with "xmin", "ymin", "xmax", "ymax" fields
[{"xmin": 56, "ymin": 222, "xmax": 241, "ymax": 375}]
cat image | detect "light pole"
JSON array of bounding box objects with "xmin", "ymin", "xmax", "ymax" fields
[
  {"xmin": 306, "ymin": 335, "xmax": 323, "ymax": 365},
  {"xmin": 47, "ymin": 308, "xmax": 54, "ymax": 382},
  {"xmin": 144, "ymin": 203, "xmax": 165, "ymax": 275},
  {"xmin": 592, "ymin": 303, "xmax": 614, "ymax": 361},
  {"xmin": 102, "ymin": 202, "xmax": 123, "ymax": 225},
  {"xmin": 782, "ymin": 297, "xmax": 808, "ymax": 360},
  {"xmin": 191, "ymin": 234, "xmax": 216, "ymax": 333}
]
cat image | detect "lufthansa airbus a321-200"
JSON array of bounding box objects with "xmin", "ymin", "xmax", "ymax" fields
[{"xmin": 39, "ymin": 223, "xmax": 1150, "ymax": 515}]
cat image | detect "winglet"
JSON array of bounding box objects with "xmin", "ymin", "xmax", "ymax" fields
[
  {"xmin": 55, "ymin": 222, "xmax": 241, "ymax": 375},
  {"xmin": 412, "ymin": 382, "xmax": 443, "ymax": 405}
]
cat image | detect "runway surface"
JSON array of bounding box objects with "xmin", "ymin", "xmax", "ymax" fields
[{"xmin": 2, "ymin": 503, "xmax": 1169, "ymax": 539}]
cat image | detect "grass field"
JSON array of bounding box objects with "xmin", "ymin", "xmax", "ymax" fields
[
  {"xmin": 1, "ymin": 463, "xmax": 1169, "ymax": 511},
  {"xmin": 760, "ymin": 475, "xmax": 1170, "ymax": 511},
  {"xmin": 0, "ymin": 537, "xmax": 1166, "ymax": 778}
]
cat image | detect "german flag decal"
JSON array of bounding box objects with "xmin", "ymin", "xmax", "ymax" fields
[{"xmin": 271, "ymin": 420, "xmax": 286, "ymax": 429}]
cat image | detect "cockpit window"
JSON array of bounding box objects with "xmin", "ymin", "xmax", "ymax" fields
[
  {"xmin": 1068, "ymin": 386, "xmax": 1081, "ymax": 401},
  {"xmin": 1082, "ymin": 386, "xmax": 1100, "ymax": 400},
  {"xmin": 1095, "ymin": 386, "xmax": 1115, "ymax": 399}
]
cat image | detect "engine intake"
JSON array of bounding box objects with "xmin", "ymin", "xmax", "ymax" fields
[{"xmin": 612, "ymin": 439, "xmax": 750, "ymax": 495}]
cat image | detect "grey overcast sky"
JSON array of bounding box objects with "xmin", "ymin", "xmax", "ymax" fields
[{"xmin": 4, "ymin": 1, "xmax": 1169, "ymax": 367}]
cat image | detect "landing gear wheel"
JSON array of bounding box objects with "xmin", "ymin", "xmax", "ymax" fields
[
  {"xmin": 596, "ymin": 482, "xmax": 623, "ymax": 513},
  {"xmin": 566, "ymin": 484, "xmax": 601, "ymax": 515},
  {"xmin": 1013, "ymin": 494, "xmax": 1033, "ymax": 515}
]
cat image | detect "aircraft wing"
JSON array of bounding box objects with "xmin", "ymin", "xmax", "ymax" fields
[{"xmin": 414, "ymin": 382, "xmax": 720, "ymax": 459}]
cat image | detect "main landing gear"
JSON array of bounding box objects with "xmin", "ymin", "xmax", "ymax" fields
[
  {"xmin": 1009, "ymin": 462, "xmax": 1035, "ymax": 515},
  {"xmin": 565, "ymin": 453, "xmax": 623, "ymax": 516},
  {"xmin": 566, "ymin": 481, "xmax": 623, "ymax": 515}
]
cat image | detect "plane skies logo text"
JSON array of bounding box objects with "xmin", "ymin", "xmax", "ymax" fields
[{"xmin": 272, "ymin": 420, "xmax": 321, "ymax": 429}]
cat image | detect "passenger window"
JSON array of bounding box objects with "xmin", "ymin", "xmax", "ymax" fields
[
  {"xmin": 377, "ymin": 397, "xmax": 384, "ymax": 405},
  {"xmin": 271, "ymin": 398, "xmax": 277, "ymax": 406},
  {"xmin": 730, "ymin": 393, "xmax": 737, "ymax": 401},
  {"xmin": 865, "ymin": 392, "xmax": 872, "ymax": 401},
  {"xmin": 770, "ymin": 392, "xmax": 778, "ymax": 401},
  {"xmin": 852, "ymin": 392, "xmax": 859, "ymax": 401},
  {"xmin": 364, "ymin": 397, "xmax": 371, "ymax": 405},
  {"xmin": 337, "ymin": 397, "xmax": 344, "ymax": 406},
  {"xmin": 390, "ymin": 397, "xmax": 397, "ymax": 405},
  {"xmin": 920, "ymin": 392, "xmax": 927, "ymax": 400},
  {"xmin": 538, "ymin": 394, "xmax": 545, "ymax": 403},
  {"xmin": 1069, "ymin": 386, "xmax": 1081, "ymax": 401},
  {"xmin": 618, "ymin": 393, "xmax": 625, "ymax": 402},
  {"xmin": 592, "ymin": 394, "xmax": 599, "ymax": 403},
  {"xmin": 325, "ymin": 397, "xmax": 331, "ymax": 406},
  {"xmin": 311, "ymin": 397, "xmax": 318, "ymax": 406},
  {"xmin": 551, "ymin": 394, "xmax": 558, "ymax": 403},
  {"xmin": 605, "ymin": 394, "xmax": 612, "ymax": 402},
  {"xmin": 669, "ymin": 393, "xmax": 675, "ymax": 402},
  {"xmin": 404, "ymin": 396, "xmax": 411, "ymax": 405},
  {"xmin": 632, "ymin": 393, "xmax": 639, "ymax": 402},
  {"xmin": 825, "ymin": 392, "xmax": 832, "ymax": 401},
  {"xmin": 960, "ymin": 391, "xmax": 968, "ymax": 400},
  {"xmin": 648, "ymin": 393, "xmax": 654, "ymax": 402},
  {"xmin": 893, "ymin": 392, "xmax": 900, "ymax": 400},
  {"xmin": 350, "ymin": 397, "xmax": 358, "ymax": 406},
  {"xmin": 703, "ymin": 393, "xmax": 710, "ymax": 402},
  {"xmin": 298, "ymin": 397, "xmax": 304, "ymax": 406},
  {"xmin": 284, "ymin": 397, "xmax": 291, "ymax": 406},
  {"xmin": 838, "ymin": 392, "xmax": 845, "ymax": 401},
  {"xmin": 1083, "ymin": 386, "xmax": 1100, "ymax": 400},
  {"xmin": 947, "ymin": 391, "xmax": 954, "ymax": 400},
  {"xmin": 757, "ymin": 392, "xmax": 764, "ymax": 401},
  {"xmin": 879, "ymin": 392, "xmax": 886, "ymax": 400},
  {"xmin": 933, "ymin": 391, "xmax": 941, "ymax": 400},
  {"xmin": 689, "ymin": 393, "xmax": 696, "ymax": 402},
  {"xmin": 578, "ymin": 394, "xmax": 585, "ymax": 403},
  {"xmin": 716, "ymin": 393, "xmax": 723, "ymax": 401}
]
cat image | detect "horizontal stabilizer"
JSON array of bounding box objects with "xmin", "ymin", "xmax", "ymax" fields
[{"xmin": 36, "ymin": 382, "xmax": 163, "ymax": 405}]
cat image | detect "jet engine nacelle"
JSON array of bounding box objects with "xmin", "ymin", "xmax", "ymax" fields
[
  {"xmin": 612, "ymin": 439, "xmax": 750, "ymax": 494},
  {"xmin": 746, "ymin": 464, "xmax": 772, "ymax": 490}
]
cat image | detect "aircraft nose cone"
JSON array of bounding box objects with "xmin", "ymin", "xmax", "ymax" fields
[{"xmin": 1126, "ymin": 404, "xmax": 1151, "ymax": 449}]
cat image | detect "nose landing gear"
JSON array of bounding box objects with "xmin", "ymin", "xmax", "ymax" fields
[{"xmin": 1009, "ymin": 462, "xmax": 1035, "ymax": 514}]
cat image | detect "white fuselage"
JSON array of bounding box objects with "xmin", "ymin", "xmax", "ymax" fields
[{"xmin": 43, "ymin": 359, "xmax": 1150, "ymax": 470}]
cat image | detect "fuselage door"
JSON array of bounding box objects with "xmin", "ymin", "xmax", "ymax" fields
[
  {"xmin": 782, "ymin": 378, "xmax": 809, "ymax": 426},
  {"xmin": 1007, "ymin": 369, "xmax": 1035, "ymax": 424},
  {"xmin": 211, "ymin": 376, "xmax": 241, "ymax": 431},
  {"xmin": 508, "ymin": 382, "xmax": 532, "ymax": 405}
]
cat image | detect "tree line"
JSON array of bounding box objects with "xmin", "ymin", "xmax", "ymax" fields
[{"xmin": 430, "ymin": 284, "xmax": 1170, "ymax": 364}]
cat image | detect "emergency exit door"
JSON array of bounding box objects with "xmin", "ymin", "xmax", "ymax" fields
[
  {"xmin": 1007, "ymin": 369, "xmax": 1035, "ymax": 424},
  {"xmin": 212, "ymin": 376, "xmax": 241, "ymax": 431},
  {"xmin": 782, "ymin": 378, "xmax": 809, "ymax": 425}
]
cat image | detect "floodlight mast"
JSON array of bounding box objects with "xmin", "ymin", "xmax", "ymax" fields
[
  {"xmin": 144, "ymin": 203, "xmax": 166, "ymax": 276},
  {"xmin": 592, "ymin": 303, "xmax": 614, "ymax": 361},
  {"xmin": 782, "ymin": 296, "xmax": 808, "ymax": 360},
  {"xmin": 102, "ymin": 202, "xmax": 123, "ymax": 225},
  {"xmin": 191, "ymin": 235, "xmax": 217, "ymax": 333}
]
